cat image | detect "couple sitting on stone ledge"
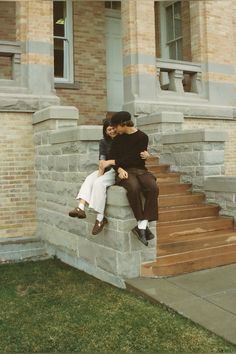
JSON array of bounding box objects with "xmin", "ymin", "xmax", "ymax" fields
[{"xmin": 69, "ymin": 111, "xmax": 159, "ymax": 246}]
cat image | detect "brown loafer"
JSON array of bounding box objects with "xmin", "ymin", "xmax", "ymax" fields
[
  {"xmin": 92, "ymin": 217, "xmax": 108, "ymax": 235},
  {"xmin": 69, "ymin": 207, "xmax": 86, "ymax": 219}
]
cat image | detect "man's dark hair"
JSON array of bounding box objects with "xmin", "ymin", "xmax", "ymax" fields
[{"xmin": 111, "ymin": 111, "xmax": 132, "ymax": 127}]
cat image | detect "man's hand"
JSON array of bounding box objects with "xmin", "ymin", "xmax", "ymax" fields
[
  {"xmin": 140, "ymin": 150, "xmax": 150, "ymax": 160},
  {"xmin": 118, "ymin": 167, "xmax": 128, "ymax": 179}
]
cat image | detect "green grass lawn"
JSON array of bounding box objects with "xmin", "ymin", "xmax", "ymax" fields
[{"xmin": 0, "ymin": 259, "xmax": 235, "ymax": 353}]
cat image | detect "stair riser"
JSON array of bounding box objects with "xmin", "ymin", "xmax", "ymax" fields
[
  {"xmin": 158, "ymin": 206, "xmax": 219, "ymax": 222},
  {"xmin": 157, "ymin": 219, "xmax": 234, "ymax": 237},
  {"xmin": 158, "ymin": 234, "xmax": 236, "ymax": 256},
  {"xmin": 141, "ymin": 252, "xmax": 236, "ymax": 277},
  {"xmin": 159, "ymin": 194, "xmax": 204, "ymax": 207},
  {"xmin": 148, "ymin": 165, "xmax": 169, "ymax": 173},
  {"xmin": 159, "ymin": 184, "xmax": 192, "ymax": 195},
  {"xmin": 157, "ymin": 176, "xmax": 180, "ymax": 183}
]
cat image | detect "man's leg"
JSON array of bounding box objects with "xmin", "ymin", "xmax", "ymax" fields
[
  {"xmin": 118, "ymin": 173, "xmax": 143, "ymax": 221},
  {"xmin": 137, "ymin": 171, "xmax": 159, "ymax": 221},
  {"xmin": 118, "ymin": 173, "xmax": 148, "ymax": 246}
]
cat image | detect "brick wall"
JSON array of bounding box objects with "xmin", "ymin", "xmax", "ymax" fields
[
  {"xmin": 0, "ymin": 112, "xmax": 36, "ymax": 238},
  {"xmin": 0, "ymin": 1, "xmax": 16, "ymax": 41},
  {"xmin": 56, "ymin": 1, "xmax": 107, "ymax": 124}
]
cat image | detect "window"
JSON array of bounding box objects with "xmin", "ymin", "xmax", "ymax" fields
[
  {"xmin": 165, "ymin": 1, "xmax": 183, "ymax": 60},
  {"xmin": 53, "ymin": 0, "xmax": 73, "ymax": 83},
  {"xmin": 105, "ymin": 1, "xmax": 121, "ymax": 10}
]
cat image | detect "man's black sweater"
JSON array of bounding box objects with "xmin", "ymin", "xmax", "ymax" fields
[{"xmin": 109, "ymin": 130, "xmax": 148, "ymax": 171}]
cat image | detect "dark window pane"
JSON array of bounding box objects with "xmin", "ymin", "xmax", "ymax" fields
[
  {"xmin": 54, "ymin": 38, "xmax": 64, "ymax": 78},
  {"xmin": 53, "ymin": 1, "xmax": 65, "ymax": 37},
  {"xmin": 166, "ymin": 5, "xmax": 173, "ymax": 41}
]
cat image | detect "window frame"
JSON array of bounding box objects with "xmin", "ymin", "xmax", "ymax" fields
[
  {"xmin": 53, "ymin": 0, "xmax": 74, "ymax": 84},
  {"xmin": 160, "ymin": 0, "xmax": 183, "ymax": 60}
]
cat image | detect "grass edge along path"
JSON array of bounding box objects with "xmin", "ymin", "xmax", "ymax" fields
[{"xmin": 0, "ymin": 259, "xmax": 235, "ymax": 353}]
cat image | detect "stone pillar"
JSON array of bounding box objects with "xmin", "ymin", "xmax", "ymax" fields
[
  {"xmin": 16, "ymin": 0, "xmax": 59, "ymax": 102},
  {"xmin": 121, "ymin": 0, "xmax": 157, "ymax": 115},
  {"xmin": 189, "ymin": 0, "xmax": 235, "ymax": 106}
]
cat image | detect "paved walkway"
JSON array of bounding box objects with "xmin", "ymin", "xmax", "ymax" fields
[{"xmin": 126, "ymin": 264, "xmax": 236, "ymax": 345}]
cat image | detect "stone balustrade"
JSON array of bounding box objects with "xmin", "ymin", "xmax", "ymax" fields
[{"xmin": 156, "ymin": 58, "xmax": 202, "ymax": 97}]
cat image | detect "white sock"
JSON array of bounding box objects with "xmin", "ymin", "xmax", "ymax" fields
[
  {"xmin": 96, "ymin": 213, "xmax": 104, "ymax": 222},
  {"xmin": 78, "ymin": 203, "xmax": 85, "ymax": 211},
  {"xmin": 138, "ymin": 220, "xmax": 148, "ymax": 229}
]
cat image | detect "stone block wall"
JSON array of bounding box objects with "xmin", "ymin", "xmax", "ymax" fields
[
  {"xmin": 160, "ymin": 130, "xmax": 227, "ymax": 192},
  {"xmin": 33, "ymin": 106, "xmax": 156, "ymax": 288},
  {"xmin": 184, "ymin": 118, "xmax": 236, "ymax": 175},
  {"xmin": 204, "ymin": 177, "xmax": 236, "ymax": 223},
  {"xmin": 0, "ymin": 112, "xmax": 36, "ymax": 239}
]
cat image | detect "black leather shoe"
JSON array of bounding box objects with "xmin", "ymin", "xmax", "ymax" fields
[
  {"xmin": 132, "ymin": 226, "xmax": 148, "ymax": 246},
  {"xmin": 145, "ymin": 227, "xmax": 155, "ymax": 241}
]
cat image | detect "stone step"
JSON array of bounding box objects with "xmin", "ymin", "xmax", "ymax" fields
[
  {"xmin": 0, "ymin": 237, "xmax": 49, "ymax": 263},
  {"xmin": 158, "ymin": 204, "xmax": 219, "ymax": 222},
  {"xmin": 158, "ymin": 182, "xmax": 192, "ymax": 195},
  {"xmin": 159, "ymin": 193, "xmax": 205, "ymax": 207},
  {"xmin": 141, "ymin": 243, "xmax": 236, "ymax": 277},
  {"xmin": 157, "ymin": 216, "xmax": 234, "ymax": 237},
  {"xmin": 158, "ymin": 229, "xmax": 236, "ymax": 255}
]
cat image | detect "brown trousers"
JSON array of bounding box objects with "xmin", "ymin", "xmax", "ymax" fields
[{"xmin": 116, "ymin": 168, "xmax": 159, "ymax": 222}]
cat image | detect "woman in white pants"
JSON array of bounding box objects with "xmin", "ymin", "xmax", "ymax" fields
[{"xmin": 69, "ymin": 119, "xmax": 116, "ymax": 235}]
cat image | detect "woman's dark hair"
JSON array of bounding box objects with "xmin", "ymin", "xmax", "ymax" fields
[{"xmin": 102, "ymin": 119, "xmax": 112, "ymax": 140}]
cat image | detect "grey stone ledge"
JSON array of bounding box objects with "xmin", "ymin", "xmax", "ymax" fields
[
  {"xmin": 0, "ymin": 236, "xmax": 40, "ymax": 246},
  {"xmin": 50, "ymin": 125, "xmax": 103, "ymax": 144},
  {"xmin": 33, "ymin": 105, "xmax": 79, "ymax": 124},
  {"xmin": 107, "ymin": 186, "xmax": 129, "ymax": 206},
  {"xmin": 161, "ymin": 129, "xmax": 228, "ymax": 144},
  {"xmin": 204, "ymin": 177, "xmax": 236, "ymax": 193},
  {"xmin": 137, "ymin": 111, "xmax": 184, "ymax": 126}
]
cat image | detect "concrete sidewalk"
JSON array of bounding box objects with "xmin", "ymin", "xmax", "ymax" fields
[{"xmin": 126, "ymin": 264, "xmax": 236, "ymax": 345}]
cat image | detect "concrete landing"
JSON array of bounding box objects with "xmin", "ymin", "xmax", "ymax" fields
[{"xmin": 126, "ymin": 264, "xmax": 236, "ymax": 345}]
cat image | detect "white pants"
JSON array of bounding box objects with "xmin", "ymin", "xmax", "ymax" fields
[{"xmin": 76, "ymin": 169, "xmax": 115, "ymax": 214}]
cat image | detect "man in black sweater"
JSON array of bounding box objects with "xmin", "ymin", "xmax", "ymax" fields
[{"xmin": 101, "ymin": 111, "xmax": 158, "ymax": 246}]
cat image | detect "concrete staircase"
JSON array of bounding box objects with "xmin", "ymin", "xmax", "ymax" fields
[{"xmin": 142, "ymin": 157, "xmax": 236, "ymax": 277}]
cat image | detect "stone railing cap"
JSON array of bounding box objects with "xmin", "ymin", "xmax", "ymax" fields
[{"xmin": 162, "ymin": 129, "xmax": 228, "ymax": 144}]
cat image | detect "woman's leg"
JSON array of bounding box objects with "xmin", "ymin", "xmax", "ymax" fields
[
  {"xmin": 89, "ymin": 169, "xmax": 116, "ymax": 215},
  {"xmin": 76, "ymin": 170, "xmax": 99, "ymax": 205}
]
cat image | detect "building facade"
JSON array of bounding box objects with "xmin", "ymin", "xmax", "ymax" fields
[{"xmin": 1, "ymin": 1, "xmax": 236, "ymax": 284}]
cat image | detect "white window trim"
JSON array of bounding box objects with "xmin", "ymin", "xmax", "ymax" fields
[
  {"xmin": 54, "ymin": 0, "xmax": 74, "ymax": 84},
  {"xmin": 160, "ymin": 1, "xmax": 182, "ymax": 60}
]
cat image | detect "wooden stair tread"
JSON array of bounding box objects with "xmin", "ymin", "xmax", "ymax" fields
[
  {"xmin": 151, "ymin": 243, "xmax": 236, "ymax": 265},
  {"xmin": 142, "ymin": 159, "xmax": 236, "ymax": 276},
  {"xmin": 159, "ymin": 203, "xmax": 218, "ymax": 212},
  {"xmin": 158, "ymin": 228, "xmax": 236, "ymax": 243},
  {"xmin": 141, "ymin": 251, "xmax": 236, "ymax": 277},
  {"xmin": 158, "ymin": 230, "xmax": 236, "ymax": 256},
  {"xmin": 158, "ymin": 215, "xmax": 232, "ymax": 227}
]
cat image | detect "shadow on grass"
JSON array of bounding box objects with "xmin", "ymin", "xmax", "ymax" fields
[{"xmin": 0, "ymin": 259, "xmax": 235, "ymax": 353}]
